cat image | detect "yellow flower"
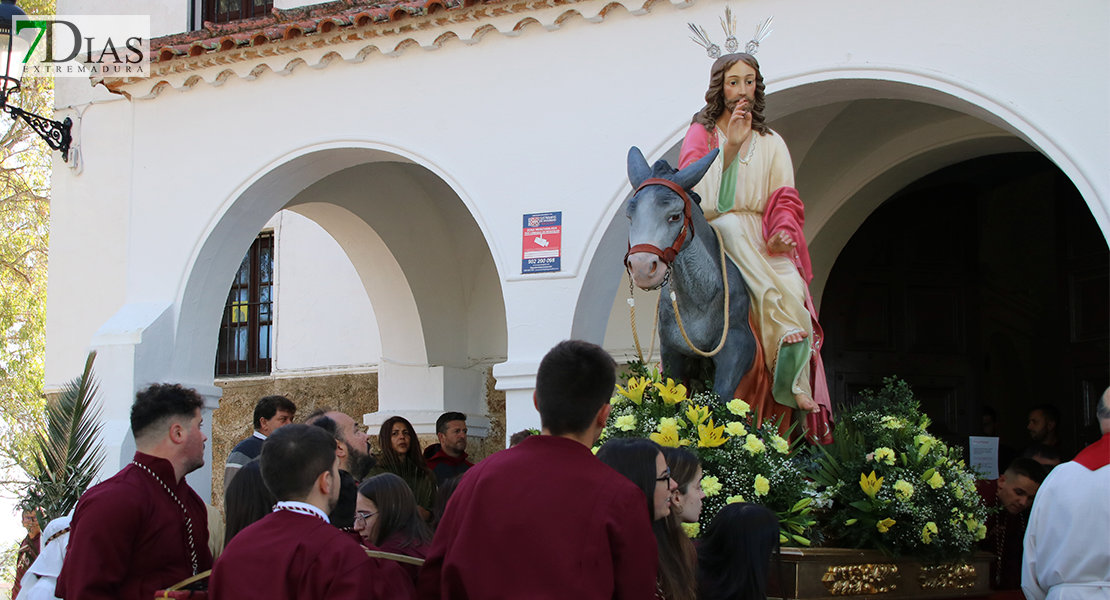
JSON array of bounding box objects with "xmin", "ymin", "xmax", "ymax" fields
[
  {"xmin": 743, "ymin": 434, "xmax": 766, "ymax": 455},
  {"xmin": 653, "ymin": 378, "xmax": 688, "ymax": 405},
  {"xmin": 591, "ymin": 446, "xmax": 599, "ymax": 455},
  {"xmin": 649, "ymin": 421, "xmax": 691, "ymax": 448},
  {"xmin": 921, "ymin": 521, "xmax": 938, "ymax": 544},
  {"xmin": 954, "ymin": 484, "xmax": 965, "ymax": 499},
  {"xmin": 928, "ymin": 472, "xmax": 945, "ymax": 489},
  {"xmin": 701, "ymin": 476, "xmax": 722, "ymax": 497},
  {"xmin": 874, "ymin": 447, "xmax": 895, "ymax": 465},
  {"xmin": 754, "ymin": 475, "xmax": 770, "ymax": 497},
  {"xmin": 616, "ymin": 378, "xmax": 649, "ymax": 405},
  {"xmin": 876, "ymin": 518, "xmax": 896, "ymax": 534},
  {"xmin": 658, "ymin": 417, "xmax": 677, "ymax": 429},
  {"xmin": 685, "ymin": 405, "xmax": 711, "ymax": 426},
  {"xmin": 681, "ymin": 522, "xmax": 700, "ymax": 538},
  {"xmin": 615, "ymin": 414, "xmax": 637, "ymax": 432},
  {"xmin": 698, "ymin": 417, "xmax": 729, "ymax": 448},
  {"xmin": 610, "ymin": 395, "xmax": 622, "ymax": 405},
  {"xmin": 894, "ymin": 480, "xmax": 913, "ymax": 501},
  {"xmin": 725, "ymin": 421, "xmax": 747, "ymax": 437},
  {"xmin": 727, "ymin": 399, "xmax": 751, "ymax": 416},
  {"xmin": 975, "ymin": 524, "xmax": 987, "ymax": 541},
  {"xmin": 771, "ymin": 435, "xmax": 790, "ymax": 454},
  {"xmin": 880, "ymin": 416, "xmax": 902, "ymax": 429},
  {"xmin": 916, "ymin": 434, "xmax": 935, "ymax": 456},
  {"xmin": 860, "ymin": 471, "xmax": 883, "ymax": 499},
  {"xmin": 965, "ymin": 519, "xmax": 979, "ymax": 533},
  {"xmin": 726, "ymin": 494, "xmax": 745, "ymax": 504}
]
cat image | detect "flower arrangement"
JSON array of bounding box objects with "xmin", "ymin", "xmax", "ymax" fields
[
  {"xmin": 810, "ymin": 377, "xmax": 989, "ymax": 562},
  {"xmin": 599, "ymin": 361, "xmax": 818, "ymax": 546}
]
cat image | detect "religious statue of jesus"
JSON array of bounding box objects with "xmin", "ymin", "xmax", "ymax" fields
[{"xmin": 678, "ymin": 52, "xmax": 830, "ymax": 422}]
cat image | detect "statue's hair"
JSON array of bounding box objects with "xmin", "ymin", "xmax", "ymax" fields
[{"xmin": 691, "ymin": 53, "xmax": 769, "ymax": 137}]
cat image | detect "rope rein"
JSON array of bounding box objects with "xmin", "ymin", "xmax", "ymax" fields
[{"xmin": 669, "ymin": 224, "xmax": 731, "ymax": 357}]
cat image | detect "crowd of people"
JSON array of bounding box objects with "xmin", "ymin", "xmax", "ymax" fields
[{"xmin": 10, "ymin": 339, "xmax": 1109, "ymax": 599}]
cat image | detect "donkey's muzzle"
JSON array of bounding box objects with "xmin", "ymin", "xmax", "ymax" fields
[{"xmin": 626, "ymin": 251, "xmax": 667, "ymax": 289}]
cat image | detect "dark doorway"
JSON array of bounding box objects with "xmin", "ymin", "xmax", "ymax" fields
[{"xmin": 820, "ymin": 153, "xmax": 1108, "ymax": 458}]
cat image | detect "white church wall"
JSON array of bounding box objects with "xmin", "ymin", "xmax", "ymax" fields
[{"xmin": 269, "ymin": 210, "xmax": 383, "ymax": 374}]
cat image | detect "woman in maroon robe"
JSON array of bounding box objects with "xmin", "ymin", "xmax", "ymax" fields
[{"xmin": 354, "ymin": 473, "xmax": 433, "ymax": 582}]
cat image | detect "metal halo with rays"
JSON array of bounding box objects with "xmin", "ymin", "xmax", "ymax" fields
[{"xmin": 689, "ymin": 8, "xmax": 774, "ymax": 58}]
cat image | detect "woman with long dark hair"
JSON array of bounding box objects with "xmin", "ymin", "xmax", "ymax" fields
[
  {"xmin": 697, "ymin": 502, "xmax": 781, "ymax": 600},
  {"xmin": 367, "ymin": 416, "xmax": 437, "ymax": 521},
  {"xmin": 354, "ymin": 473, "xmax": 433, "ymax": 582},
  {"xmin": 223, "ymin": 460, "xmax": 276, "ymax": 548},
  {"xmin": 662, "ymin": 447, "xmax": 706, "ymax": 525},
  {"xmin": 598, "ymin": 438, "xmax": 695, "ymax": 600}
]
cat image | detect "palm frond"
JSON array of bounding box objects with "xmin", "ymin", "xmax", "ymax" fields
[{"xmin": 19, "ymin": 351, "xmax": 105, "ymax": 521}]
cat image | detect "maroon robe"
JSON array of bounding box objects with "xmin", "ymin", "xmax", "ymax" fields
[
  {"xmin": 417, "ymin": 435, "xmax": 658, "ymax": 600},
  {"xmin": 976, "ymin": 479, "xmax": 1026, "ymax": 590},
  {"xmin": 211, "ymin": 510, "xmax": 416, "ymax": 600},
  {"xmin": 378, "ymin": 534, "xmax": 429, "ymax": 583},
  {"xmin": 56, "ymin": 452, "xmax": 212, "ymax": 600}
]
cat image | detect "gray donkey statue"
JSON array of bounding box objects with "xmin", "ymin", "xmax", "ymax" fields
[{"xmin": 625, "ymin": 146, "xmax": 757, "ymax": 400}]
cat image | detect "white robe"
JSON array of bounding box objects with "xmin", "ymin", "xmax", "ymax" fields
[{"xmin": 1021, "ymin": 462, "xmax": 1110, "ymax": 600}]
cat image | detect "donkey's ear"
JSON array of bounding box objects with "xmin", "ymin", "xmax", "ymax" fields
[
  {"xmin": 627, "ymin": 147, "xmax": 652, "ymax": 189},
  {"xmin": 673, "ymin": 148, "xmax": 719, "ymax": 191}
]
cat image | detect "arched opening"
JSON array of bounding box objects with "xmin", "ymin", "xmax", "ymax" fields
[
  {"xmin": 172, "ymin": 146, "xmax": 507, "ymax": 498},
  {"xmin": 821, "ymin": 153, "xmax": 1108, "ymax": 456}
]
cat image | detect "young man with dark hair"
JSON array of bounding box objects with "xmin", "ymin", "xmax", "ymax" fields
[
  {"xmin": 1027, "ymin": 404, "xmax": 1062, "ymax": 452},
  {"xmin": 211, "ymin": 424, "xmax": 414, "ymax": 599},
  {"xmin": 418, "ymin": 340, "xmax": 657, "ymax": 599},
  {"xmin": 304, "ymin": 409, "xmax": 374, "ymax": 528},
  {"xmin": 425, "ymin": 411, "xmax": 473, "ymax": 484},
  {"xmin": 224, "ymin": 395, "xmax": 296, "ymax": 492},
  {"xmin": 976, "ymin": 457, "xmax": 1047, "ymax": 591},
  {"xmin": 57, "ymin": 383, "xmax": 213, "ymax": 600}
]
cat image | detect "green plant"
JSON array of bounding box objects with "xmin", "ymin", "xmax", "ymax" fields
[
  {"xmin": 18, "ymin": 352, "xmax": 105, "ymax": 522},
  {"xmin": 599, "ymin": 361, "xmax": 818, "ymax": 545},
  {"xmin": 810, "ymin": 378, "xmax": 989, "ymax": 562}
]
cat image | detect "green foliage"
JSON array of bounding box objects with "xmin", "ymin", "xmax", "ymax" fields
[
  {"xmin": 0, "ymin": 0, "xmax": 56, "ymax": 493},
  {"xmin": 808, "ymin": 377, "xmax": 990, "ymax": 562},
  {"xmin": 600, "ymin": 361, "xmax": 819, "ymax": 546},
  {"xmin": 18, "ymin": 352, "xmax": 104, "ymax": 522}
]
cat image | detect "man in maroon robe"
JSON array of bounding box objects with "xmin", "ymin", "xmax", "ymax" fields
[
  {"xmin": 417, "ymin": 340, "xmax": 658, "ymax": 599},
  {"xmin": 211, "ymin": 424, "xmax": 415, "ymax": 599},
  {"xmin": 975, "ymin": 457, "xmax": 1046, "ymax": 591},
  {"xmin": 57, "ymin": 384, "xmax": 213, "ymax": 600}
]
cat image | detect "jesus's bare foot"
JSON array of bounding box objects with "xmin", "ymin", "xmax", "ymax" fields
[
  {"xmin": 795, "ymin": 393, "xmax": 819, "ymax": 411},
  {"xmin": 783, "ymin": 330, "xmax": 809, "ymax": 345}
]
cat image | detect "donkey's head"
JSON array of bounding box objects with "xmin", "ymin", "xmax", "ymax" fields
[{"xmin": 625, "ymin": 146, "xmax": 718, "ymax": 289}]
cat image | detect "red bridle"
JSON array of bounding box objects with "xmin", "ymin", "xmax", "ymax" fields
[{"xmin": 624, "ymin": 177, "xmax": 695, "ymax": 267}]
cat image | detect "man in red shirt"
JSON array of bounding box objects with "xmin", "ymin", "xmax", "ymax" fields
[
  {"xmin": 425, "ymin": 411, "xmax": 473, "ymax": 484},
  {"xmin": 417, "ymin": 340, "xmax": 658, "ymax": 599},
  {"xmin": 57, "ymin": 384, "xmax": 213, "ymax": 600}
]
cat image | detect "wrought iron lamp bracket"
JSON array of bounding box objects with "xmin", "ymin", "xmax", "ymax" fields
[{"xmin": 3, "ymin": 101, "xmax": 72, "ymax": 162}]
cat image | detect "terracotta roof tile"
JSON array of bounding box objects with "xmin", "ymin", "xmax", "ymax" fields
[{"xmin": 150, "ymin": 0, "xmax": 511, "ymax": 63}]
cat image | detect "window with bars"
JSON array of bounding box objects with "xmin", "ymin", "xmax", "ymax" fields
[
  {"xmin": 216, "ymin": 233, "xmax": 274, "ymax": 376},
  {"xmin": 202, "ymin": 0, "xmax": 274, "ymax": 25}
]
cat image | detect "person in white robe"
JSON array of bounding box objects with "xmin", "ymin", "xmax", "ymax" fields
[{"xmin": 1021, "ymin": 388, "xmax": 1110, "ymax": 600}]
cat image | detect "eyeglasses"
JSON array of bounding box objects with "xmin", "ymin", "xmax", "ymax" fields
[
  {"xmin": 656, "ymin": 468, "xmax": 672, "ymax": 484},
  {"xmin": 354, "ymin": 511, "xmax": 378, "ymax": 524}
]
